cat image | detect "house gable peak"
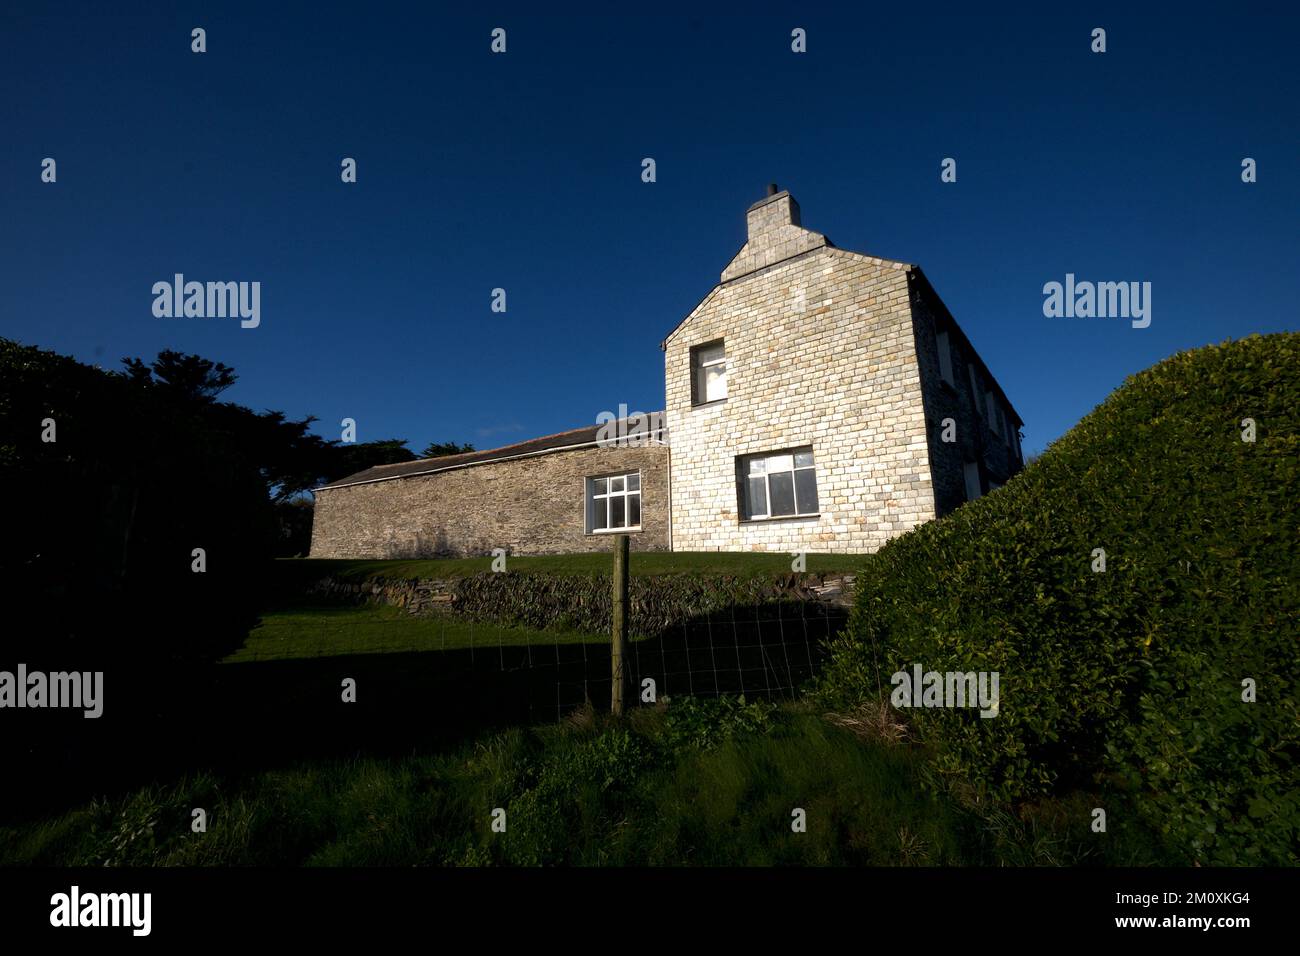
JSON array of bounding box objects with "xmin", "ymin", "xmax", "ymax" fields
[{"xmin": 721, "ymin": 184, "xmax": 828, "ymax": 282}]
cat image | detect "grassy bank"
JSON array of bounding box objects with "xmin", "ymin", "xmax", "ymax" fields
[
  {"xmin": 0, "ymin": 699, "xmax": 1175, "ymax": 867},
  {"xmin": 227, "ymin": 597, "xmax": 606, "ymax": 662}
]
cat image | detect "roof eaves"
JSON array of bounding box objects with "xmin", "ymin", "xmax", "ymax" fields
[{"xmin": 907, "ymin": 266, "xmax": 1024, "ymax": 427}]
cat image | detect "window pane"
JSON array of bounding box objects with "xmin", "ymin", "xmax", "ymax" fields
[
  {"xmin": 769, "ymin": 472, "xmax": 796, "ymax": 516},
  {"xmin": 794, "ymin": 451, "xmax": 814, "ymax": 468},
  {"xmin": 768, "ymin": 453, "xmax": 794, "ymax": 473},
  {"xmin": 704, "ymin": 365, "xmax": 727, "ymax": 402},
  {"xmin": 794, "ymin": 468, "xmax": 819, "ymax": 514},
  {"xmin": 592, "ymin": 497, "xmax": 608, "ymax": 530},
  {"xmin": 695, "ymin": 342, "xmax": 724, "ymax": 366},
  {"xmin": 610, "ymin": 495, "xmax": 626, "ymax": 528},
  {"xmin": 747, "ymin": 458, "xmax": 766, "ymax": 476},
  {"xmin": 963, "ymin": 461, "xmax": 982, "ymax": 501},
  {"xmin": 746, "ymin": 475, "xmax": 768, "ymax": 517},
  {"xmin": 628, "ymin": 493, "xmax": 641, "ymax": 526},
  {"xmin": 937, "ymin": 331, "xmax": 954, "ymax": 385},
  {"xmin": 693, "ymin": 371, "xmax": 705, "ymax": 404},
  {"xmin": 593, "ymin": 478, "xmax": 607, "ymax": 495},
  {"xmin": 627, "ymin": 473, "xmax": 640, "ymax": 491},
  {"xmin": 611, "ymin": 476, "xmax": 625, "ymax": 493}
]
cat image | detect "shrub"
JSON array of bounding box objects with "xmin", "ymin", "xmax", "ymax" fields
[
  {"xmin": 816, "ymin": 333, "xmax": 1299, "ymax": 864},
  {"xmin": 659, "ymin": 694, "xmax": 780, "ymax": 751}
]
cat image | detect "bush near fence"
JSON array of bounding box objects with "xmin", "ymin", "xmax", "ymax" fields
[{"xmin": 816, "ymin": 334, "xmax": 1300, "ymax": 865}]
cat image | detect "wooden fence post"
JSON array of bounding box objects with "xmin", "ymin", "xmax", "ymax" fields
[{"xmin": 611, "ymin": 533, "xmax": 629, "ymax": 716}]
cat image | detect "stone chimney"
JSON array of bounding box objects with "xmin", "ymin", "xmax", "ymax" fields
[
  {"xmin": 722, "ymin": 184, "xmax": 827, "ymax": 282},
  {"xmin": 745, "ymin": 184, "xmax": 801, "ymax": 239}
]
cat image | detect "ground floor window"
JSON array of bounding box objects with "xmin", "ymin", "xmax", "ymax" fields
[
  {"xmin": 587, "ymin": 471, "xmax": 641, "ymax": 532},
  {"xmin": 738, "ymin": 448, "xmax": 819, "ymax": 520}
]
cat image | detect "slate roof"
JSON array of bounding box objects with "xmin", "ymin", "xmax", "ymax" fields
[{"xmin": 317, "ymin": 416, "xmax": 666, "ymax": 491}]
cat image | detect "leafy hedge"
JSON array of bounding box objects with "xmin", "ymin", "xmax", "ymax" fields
[{"xmin": 816, "ymin": 333, "xmax": 1299, "ymax": 864}]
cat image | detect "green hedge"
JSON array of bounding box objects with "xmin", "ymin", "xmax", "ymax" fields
[{"xmin": 816, "ymin": 333, "xmax": 1299, "ymax": 864}]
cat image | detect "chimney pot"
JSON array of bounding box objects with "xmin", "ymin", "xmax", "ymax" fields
[{"xmin": 766, "ymin": 183, "xmax": 778, "ymax": 197}]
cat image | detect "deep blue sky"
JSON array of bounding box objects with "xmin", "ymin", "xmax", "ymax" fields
[{"xmin": 3, "ymin": 3, "xmax": 1297, "ymax": 457}]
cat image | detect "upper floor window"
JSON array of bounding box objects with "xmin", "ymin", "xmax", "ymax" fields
[
  {"xmin": 587, "ymin": 472, "xmax": 641, "ymax": 533},
  {"xmin": 739, "ymin": 448, "xmax": 819, "ymax": 520},
  {"xmin": 691, "ymin": 340, "xmax": 727, "ymax": 405},
  {"xmin": 936, "ymin": 331, "xmax": 954, "ymax": 386}
]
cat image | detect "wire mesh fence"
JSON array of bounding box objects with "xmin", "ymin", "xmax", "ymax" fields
[{"xmin": 231, "ymin": 595, "xmax": 849, "ymax": 722}]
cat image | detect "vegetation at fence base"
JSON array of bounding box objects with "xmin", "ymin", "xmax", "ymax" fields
[
  {"xmin": 658, "ymin": 694, "xmax": 780, "ymax": 751},
  {"xmin": 815, "ymin": 333, "xmax": 1300, "ymax": 865},
  {"xmin": 0, "ymin": 698, "xmax": 1175, "ymax": 867}
]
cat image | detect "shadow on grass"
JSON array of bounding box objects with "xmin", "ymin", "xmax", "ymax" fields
[{"xmin": 1, "ymin": 602, "xmax": 846, "ymax": 824}]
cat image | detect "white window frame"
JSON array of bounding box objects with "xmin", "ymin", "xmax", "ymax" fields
[
  {"xmin": 936, "ymin": 331, "xmax": 954, "ymax": 386},
  {"xmin": 691, "ymin": 340, "xmax": 727, "ymax": 405},
  {"xmin": 586, "ymin": 471, "xmax": 642, "ymax": 534},
  {"xmin": 739, "ymin": 448, "xmax": 819, "ymax": 521}
]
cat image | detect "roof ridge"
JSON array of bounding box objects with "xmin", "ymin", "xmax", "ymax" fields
[{"xmin": 319, "ymin": 413, "xmax": 667, "ymax": 491}]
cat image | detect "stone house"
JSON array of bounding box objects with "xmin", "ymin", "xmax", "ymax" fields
[{"xmin": 309, "ymin": 185, "xmax": 1022, "ymax": 558}]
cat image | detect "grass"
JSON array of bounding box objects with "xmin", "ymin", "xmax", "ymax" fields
[
  {"xmin": 282, "ymin": 551, "xmax": 861, "ymax": 584},
  {"xmin": 0, "ymin": 699, "xmax": 1176, "ymax": 867},
  {"xmin": 225, "ymin": 597, "xmax": 609, "ymax": 662}
]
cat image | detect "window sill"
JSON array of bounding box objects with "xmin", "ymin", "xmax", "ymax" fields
[
  {"xmin": 739, "ymin": 513, "xmax": 821, "ymax": 525},
  {"xmin": 587, "ymin": 527, "xmax": 643, "ymax": 535},
  {"xmin": 690, "ymin": 398, "xmax": 727, "ymax": 410}
]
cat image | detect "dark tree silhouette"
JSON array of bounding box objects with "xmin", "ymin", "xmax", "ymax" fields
[{"xmin": 420, "ymin": 440, "xmax": 475, "ymax": 459}]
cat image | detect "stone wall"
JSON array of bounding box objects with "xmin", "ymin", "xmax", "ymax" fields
[
  {"xmin": 310, "ymin": 442, "xmax": 669, "ymax": 558},
  {"xmin": 305, "ymin": 569, "xmax": 857, "ymax": 636},
  {"xmin": 664, "ymin": 204, "xmax": 938, "ymax": 553}
]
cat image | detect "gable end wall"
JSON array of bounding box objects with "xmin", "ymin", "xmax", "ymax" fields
[{"xmin": 664, "ymin": 247, "xmax": 937, "ymax": 554}]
